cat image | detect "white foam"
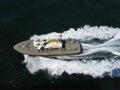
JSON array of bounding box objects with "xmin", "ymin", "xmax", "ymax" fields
[
  {"xmin": 24, "ymin": 55, "xmax": 120, "ymax": 78},
  {"xmin": 30, "ymin": 25, "xmax": 120, "ymax": 41},
  {"xmin": 23, "ymin": 25, "xmax": 120, "ymax": 78}
]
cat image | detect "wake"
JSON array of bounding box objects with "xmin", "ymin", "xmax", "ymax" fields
[
  {"xmin": 23, "ymin": 25, "xmax": 120, "ymax": 78},
  {"xmin": 81, "ymin": 36, "xmax": 120, "ymax": 56}
]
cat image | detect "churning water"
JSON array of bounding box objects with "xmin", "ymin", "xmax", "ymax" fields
[{"xmin": 23, "ymin": 25, "xmax": 120, "ymax": 78}]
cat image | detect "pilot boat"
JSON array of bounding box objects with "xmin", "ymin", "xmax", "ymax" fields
[{"xmin": 13, "ymin": 39, "xmax": 82, "ymax": 56}]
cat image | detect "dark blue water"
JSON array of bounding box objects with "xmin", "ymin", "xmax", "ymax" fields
[{"xmin": 0, "ymin": 0, "xmax": 120, "ymax": 89}]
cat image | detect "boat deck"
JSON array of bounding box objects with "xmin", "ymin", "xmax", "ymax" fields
[{"xmin": 14, "ymin": 40, "xmax": 82, "ymax": 56}]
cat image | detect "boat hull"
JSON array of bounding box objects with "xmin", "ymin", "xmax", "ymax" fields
[{"xmin": 13, "ymin": 40, "xmax": 82, "ymax": 56}]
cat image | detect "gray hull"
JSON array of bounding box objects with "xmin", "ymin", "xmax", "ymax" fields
[{"xmin": 13, "ymin": 40, "xmax": 82, "ymax": 56}]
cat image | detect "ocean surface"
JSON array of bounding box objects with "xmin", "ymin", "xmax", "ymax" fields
[{"xmin": 1, "ymin": 0, "xmax": 120, "ymax": 90}]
